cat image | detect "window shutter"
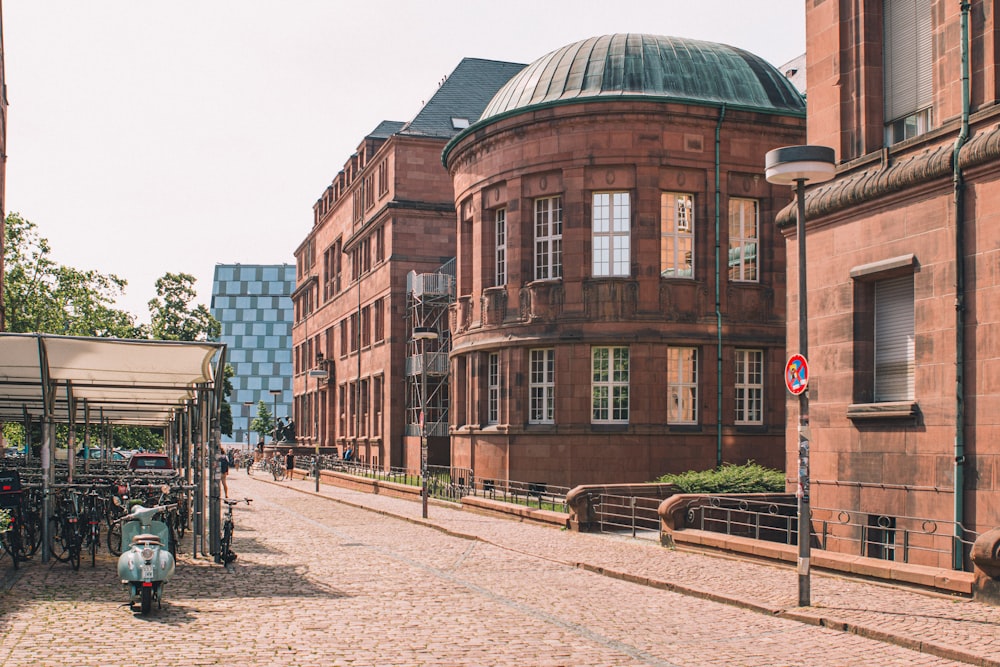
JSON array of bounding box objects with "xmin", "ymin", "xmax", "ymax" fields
[
  {"xmin": 884, "ymin": 0, "xmax": 932, "ymax": 122},
  {"xmin": 874, "ymin": 275, "xmax": 914, "ymax": 401}
]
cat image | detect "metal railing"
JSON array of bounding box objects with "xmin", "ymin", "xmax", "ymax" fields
[
  {"xmin": 465, "ymin": 477, "xmax": 569, "ymax": 513},
  {"xmin": 682, "ymin": 495, "xmax": 980, "ymax": 570},
  {"xmin": 594, "ymin": 494, "xmax": 662, "ymax": 538}
]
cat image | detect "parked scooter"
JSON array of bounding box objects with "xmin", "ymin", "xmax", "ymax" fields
[{"xmin": 116, "ymin": 503, "xmax": 176, "ymax": 614}]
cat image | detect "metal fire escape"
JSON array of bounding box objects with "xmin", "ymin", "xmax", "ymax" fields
[{"xmin": 405, "ymin": 261, "xmax": 454, "ymax": 439}]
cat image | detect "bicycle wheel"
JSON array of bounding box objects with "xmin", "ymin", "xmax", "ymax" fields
[
  {"xmin": 48, "ymin": 517, "xmax": 69, "ymax": 563},
  {"xmin": 22, "ymin": 511, "xmax": 41, "ymax": 556},
  {"xmin": 107, "ymin": 520, "xmax": 123, "ymax": 557},
  {"xmin": 221, "ymin": 522, "xmax": 236, "ymax": 564},
  {"xmin": 89, "ymin": 524, "xmax": 99, "ymax": 567},
  {"xmin": 68, "ymin": 528, "xmax": 82, "ymax": 571},
  {"xmin": 1, "ymin": 531, "xmax": 19, "ymax": 569}
]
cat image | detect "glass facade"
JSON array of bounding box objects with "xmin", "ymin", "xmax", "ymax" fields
[{"xmin": 211, "ymin": 264, "xmax": 295, "ymax": 445}]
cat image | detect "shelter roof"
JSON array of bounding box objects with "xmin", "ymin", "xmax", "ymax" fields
[{"xmin": 0, "ymin": 334, "xmax": 225, "ymax": 427}]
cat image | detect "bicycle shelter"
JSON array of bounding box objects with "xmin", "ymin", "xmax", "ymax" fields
[{"xmin": 0, "ymin": 333, "xmax": 227, "ymax": 561}]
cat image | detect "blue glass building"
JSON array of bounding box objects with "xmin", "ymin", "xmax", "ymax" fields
[{"xmin": 211, "ymin": 264, "xmax": 295, "ymax": 445}]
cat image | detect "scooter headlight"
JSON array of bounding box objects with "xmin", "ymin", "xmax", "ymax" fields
[{"xmin": 140, "ymin": 547, "xmax": 154, "ymax": 560}]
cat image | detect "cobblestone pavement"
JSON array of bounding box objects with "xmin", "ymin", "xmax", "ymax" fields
[{"xmin": 0, "ymin": 473, "xmax": 993, "ymax": 667}]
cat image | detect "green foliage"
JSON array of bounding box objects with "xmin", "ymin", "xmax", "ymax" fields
[
  {"xmin": 218, "ymin": 364, "xmax": 235, "ymax": 437},
  {"xmin": 654, "ymin": 462, "xmax": 786, "ymax": 494},
  {"xmin": 112, "ymin": 426, "xmax": 163, "ymax": 451},
  {"xmin": 250, "ymin": 400, "xmax": 273, "ymax": 443},
  {"xmin": 3, "ymin": 213, "xmax": 146, "ymax": 337},
  {"xmin": 147, "ymin": 272, "xmax": 220, "ymax": 342}
]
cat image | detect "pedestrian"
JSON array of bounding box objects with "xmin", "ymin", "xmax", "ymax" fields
[
  {"xmin": 285, "ymin": 448, "xmax": 295, "ymax": 480},
  {"xmin": 219, "ymin": 450, "xmax": 230, "ymax": 498}
]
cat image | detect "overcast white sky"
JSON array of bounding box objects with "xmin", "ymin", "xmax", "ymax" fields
[{"xmin": 3, "ymin": 1, "xmax": 805, "ymax": 323}]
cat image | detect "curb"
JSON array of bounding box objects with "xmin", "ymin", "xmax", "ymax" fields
[{"xmin": 262, "ymin": 476, "xmax": 996, "ymax": 667}]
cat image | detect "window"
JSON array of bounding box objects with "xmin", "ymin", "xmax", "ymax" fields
[
  {"xmin": 339, "ymin": 319, "xmax": 348, "ymax": 358},
  {"xmin": 661, "ymin": 193, "xmax": 694, "ymax": 277},
  {"xmin": 884, "ymin": 0, "xmax": 932, "ymax": 145},
  {"xmin": 593, "ymin": 192, "xmax": 631, "ymax": 277},
  {"xmin": 373, "ymin": 375, "xmax": 383, "ymax": 437},
  {"xmin": 735, "ymin": 349, "xmax": 763, "ymax": 424},
  {"xmin": 534, "ymin": 196, "xmax": 562, "ymax": 280},
  {"xmin": 373, "ymin": 298, "xmax": 384, "ymax": 343},
  {"xmin": 667, "ymin": 347, "xmax": 698, "ymax": 424},
  {"xmin": 338, "ymin": 384, "xmax": 347, "ymax": 437},
  {"xmin": 377, "ymin": 160, "xmax": 389, "ymax": 197},
  {"xmin": 487, "ymin": 353, "xmax": 500, "ymax": 425},
  {"xmin": 592, "ymin": 347, "xmax": 629, "ymax": 423},
  {"xmin": 529, "ymin": 348, "xmax": 555, "ymax": 424},
  {"xmin": 495, "ymin": 208, "xmax": 507, "ymax": 287},
  {"xmin": 323, "ymin": 239, "xmax": 342, "ymax": 300},
  {"xmin": 874, "ymin": 275, "xmax": 915, "ymax": 401},
  {"xmin": 359, "ymin": 378, "xmax": 369, "ymax": 436},
  {"xmin": 374, "ymin": 226, "xmax": 385, "ymax": 264},
  {"xmin": 728, "ymin": 198, "xmax": 758, "ymax": 282},
  {"xmin": 360, "ymin": 306, "xmax": 371, "ymax": 348},
  {"xmin": 349, "ymin": 313, "xmax": 359, "ymax": 353}
]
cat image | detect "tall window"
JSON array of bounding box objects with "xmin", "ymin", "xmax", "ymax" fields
[
  {"xmin": 728, "ymin": 198, "xmax": 759, "ymax": 282},
  {"xmin": 884, "ymin": 0, "xmax": 932, "ymax": 145},
  {"xmin": 592, "ymin": 347, "xmax": 629, "ymax": 423},
  {"xmin": 373, "ymin": 375, "xmax": 383, "ymax": 437},
  {"xmin": 495, "ymin": 208, "xmax": 507, "ymax": 287},
  {"xmin": 487, "ymin": 353, "xmax": 500, "ymax": 425},
  {"xmin": 593, "ymin": 192, "xmax": 631, "ymax": 277},
  {"xmin": 529, "ymin": 348, "xmax": 555, "ymax": 424},
  {"xmin": 874, "ymin": 275, "xmax": 915, "ymax": 401},
  {"xmin": 735, "ymin": 349, "xmax": 763, "ymax": 424},
  {"xmin": 373, "ymin": 298, "xmax": 384, "ymax": 343},
  {"xmin": 535, "ymin": 196, "xmax": 562, "ymax": 280},
  {"xmin": 661, "ymin": 193, "xmax": 694, "ymax": 278},
  {"xmin": 667, "ymin": 347, "xmax": 698, "ymax": 424},
  {"xmin": 360, "ymin": 305, "xmax": 371, "ymax": 348}
]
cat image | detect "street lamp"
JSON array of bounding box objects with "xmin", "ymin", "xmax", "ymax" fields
[
  {"xmin": 308, "ymin": 352, "xmax": 329, "ymax": 491},
  {"xmin": 765, "ymin": 144, "xmax": 836, "ymax": 607},
  {"xmin": 412, "ymin": 326, "xmax": 439, "ymax": 519},
  {"xmin": 268, "ymin": 389, "xmax": 282, "ymax": 445},
  {"xmin": 243, "ymin": 401, "xmax": 253, "ymax": 453}
]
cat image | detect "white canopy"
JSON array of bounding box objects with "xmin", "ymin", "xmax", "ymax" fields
[{"xmin": 0, "ymin": 333, "xmax": 226, "ymax": 426}]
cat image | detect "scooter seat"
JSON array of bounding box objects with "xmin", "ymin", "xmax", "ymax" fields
[{"xmin": 131, "ymin": 533, "xmax": 162, "ymax": 546}]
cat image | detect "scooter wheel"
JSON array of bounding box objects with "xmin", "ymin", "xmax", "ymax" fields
[{"xmin": 140, "ymin": 587, "xmax": 152, "ymax": 615}]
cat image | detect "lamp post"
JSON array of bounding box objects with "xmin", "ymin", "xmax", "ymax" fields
[
  {"xmin": 308, "ymin": 354, "xmax": 329, "ymax": 492},
  {"xmin": 412, "ymin": 326, "xmax": 439, "ymax": 519},
  {"xmin": 765, "ymin": 145, "xmax": 836, "ymax": 607},
  {"xmin": 243, "ymin": 401, "xmax": 253, "ymax": 453},
  {"xmin": 268, "ymin": 389, "xmax": 282, "ymax": 445}
]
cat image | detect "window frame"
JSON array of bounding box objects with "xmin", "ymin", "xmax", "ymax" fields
[
  {"xmin": 734, "ymin": 348, "xmax": 764, "ymax": 425},
  {"xmin": 728, "ymin": 198, "xmax": 759, "ymax": 283},
  {"xmin": 487, "ymin": 352, "xmax": 500, "ymax": 425},
  {"xmin": 591, "ymin": 346, "xmax": 629, "ymax": 424},
  {"xmin": 495, "ymin": 208, "xmax": 507, "ymax": 287},
  {"xmin": 529, "ymin": 348, "xmax": 555, "ymax": 424},
  {"xmin": 661, "ymin": 192, "xmax": 695, "ymax": 278},
  {"xmin": 667, "ymin": 346, "xmax": 698, "ymax": 425},
  {"xmin": 534, "ymin": 196, "xmax": 563, "ymax": 281},
  {"xmin": 592, "ymin": 191, "xmax": 631, "ymax": 277}
]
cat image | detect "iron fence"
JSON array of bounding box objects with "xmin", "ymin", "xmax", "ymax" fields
[
  {"xmin": 682, "ymin": 495, "xmax": 980, "ymax": 570},
  {"xmin": 594, "ymin": 494, "xmax": 662, "ymax": 538}
]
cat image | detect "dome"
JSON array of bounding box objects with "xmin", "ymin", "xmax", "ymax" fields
[{"xmin": 480, "ymin": 34, "xmax": 804, "ymax": 121}]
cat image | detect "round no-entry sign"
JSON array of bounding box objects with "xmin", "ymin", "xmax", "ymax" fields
[{"xmin": 785, "ymin": 354, "xmax": 809, "ymax": 395}]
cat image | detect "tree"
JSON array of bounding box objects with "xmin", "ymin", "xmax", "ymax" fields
[
  {"xmin": 3, "ymin": 213, "xmax": 145, "ymax": 337},
  {"xmin": 250, "ymin": 400, "xmax": 273, "ymax": 444},
  {"xmin": 147, "ymin": 272, "xmax": 220, "ymax": 341},
  {"xmin": 218, "ymin": 364, "xmax": 234, "ymax": 438}
]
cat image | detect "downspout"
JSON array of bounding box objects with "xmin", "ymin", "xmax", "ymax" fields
[
  {"xmin": 715, "ymin": 104, "xmax": 727, "ymax": 468},
  {"xmin": 952, "ymin": 0, "xmax": 970, "ymax": 571}
]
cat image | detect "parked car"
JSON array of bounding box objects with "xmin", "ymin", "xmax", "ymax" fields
[
  {"xmin": 127, "ymin": 453, "xmax": 172, "ymax": 470},
  {"xmin": 76, "ymin": 448, "xmax": 129, "ymax": 461}
]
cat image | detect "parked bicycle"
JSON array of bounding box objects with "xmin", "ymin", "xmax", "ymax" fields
[{"xmin": 218, "ymin": 497, "xmax": 252, "ymax": 565}]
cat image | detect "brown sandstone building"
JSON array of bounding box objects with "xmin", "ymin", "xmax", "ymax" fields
[
  {"xmin": 291, "ymin": 58, "xmax": 524, "ymax": 470},
  {"xmin": 790, "ymin": 0, "xmax": 1000, "ymax": 567},
  {"xmin": 442, "ymin": 34, "xmax": 806, "ymax": 488}
]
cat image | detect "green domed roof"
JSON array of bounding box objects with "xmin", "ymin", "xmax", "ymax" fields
[{"xmin": 480, "ymin": 34, "xmax": 804, "ymax": 120}]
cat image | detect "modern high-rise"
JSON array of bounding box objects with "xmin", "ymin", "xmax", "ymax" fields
[{"xmin": 211, "ymin": 263, "xmax": 295, "ymax": 446}]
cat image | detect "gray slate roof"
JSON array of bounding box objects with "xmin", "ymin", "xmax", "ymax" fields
[
  {"xmin": 399, "ymin": 57, "xmax": 527, "ymax": 139},
  {"xmin": 367, "ymin": 120, "xmax": 406, "ymax": 139}
]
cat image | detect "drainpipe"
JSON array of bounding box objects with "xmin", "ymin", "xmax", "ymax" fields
[
  {"xmin": 952, "ymin": 0, "xmax": 970, "ymax": 571},
  {"xmin": 714, "ymin": 104, "xmax": 727, "ymax": 468}
]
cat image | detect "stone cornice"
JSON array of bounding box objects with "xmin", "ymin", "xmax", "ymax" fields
[{"xmin": 776, "ymin": 122, "xmax": 1000, "ymax": 227}]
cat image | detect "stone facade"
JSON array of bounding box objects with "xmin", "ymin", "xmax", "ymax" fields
[
  {"xmin": 443, "ymin": 35, "xmax": 806, "ymax": 488},
  {"xmin": 792, "ymin": 0, "xmax": 1000, "ymax": 567}
]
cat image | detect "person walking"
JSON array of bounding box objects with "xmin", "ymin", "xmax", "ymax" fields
[
  {"xmin": 219, "ymin": 451, "xmax": 230, "ymax": 498},
  {"xmin": 285, "ymin": 449, "xmax": 295, "ymax": 480}
]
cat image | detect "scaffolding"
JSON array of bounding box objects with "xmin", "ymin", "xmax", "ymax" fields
[{"xmin": 405, "ymin": 262, "xmax": 454, "ymax": 438}]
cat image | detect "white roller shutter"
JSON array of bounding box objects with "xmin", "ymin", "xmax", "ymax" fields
[
  {"xmin": 874, "ymin": 275, "xmax": 915, "ymax": 401},
  {"xmin": 884, "ymin": 0, "xmax": 933, "ymax": 122}
]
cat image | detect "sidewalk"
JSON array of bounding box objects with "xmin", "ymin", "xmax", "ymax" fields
[{"xmin": 270, "ymin": 473, "xmax": 1000, "ymax": 667}]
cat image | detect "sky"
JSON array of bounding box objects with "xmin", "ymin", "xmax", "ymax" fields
[{"xmin": 2, "ymin": 1, "xmax": 805, "ymax": 323}]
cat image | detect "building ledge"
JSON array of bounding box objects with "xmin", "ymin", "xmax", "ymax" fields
[{"xmin": 847, "ymin": 401, "xmax": 920, "ymax": 421}]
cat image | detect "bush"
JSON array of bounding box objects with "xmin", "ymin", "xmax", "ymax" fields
[{"xmin": 654, "ymin": 461, "xmax": 785, "ymax": 494}]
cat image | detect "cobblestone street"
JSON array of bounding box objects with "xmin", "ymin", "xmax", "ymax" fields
[{"xmin": 0, "ymin": 474, "xmax": 993, "ymax": 666}]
